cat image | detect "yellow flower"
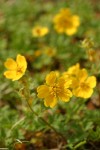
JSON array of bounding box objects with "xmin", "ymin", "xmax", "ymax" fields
[
  {"xmin": 63, "ymin": 63, "xmax": 80, "ymax": 88},
  {"xmin": 53, "ymin": 8, "xmax": 80, "ymax": 35},
  {"xmin": 4, "ymin": 54, "xmax": 27, "ymax": 81},
  {"xmin": 72, "ymin": 69, "xmax": 96, "ymax": 98},
  {"xmin": 37, "ymin": 71, "xmax": 72, "ymax": 108},
  {"xmin": 63, "ymin": 64, "xmax": 96, "ymax": 98},
  {"xmin": 32, "ymin": 26, "xmax": 49, "ymax": 37}
]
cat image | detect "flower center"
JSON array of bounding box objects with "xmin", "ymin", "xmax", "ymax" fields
[
  {"xmin": 17, "ymin": 67, "xmax": 23, "ymax": 74},
  {"xmin": 80, "ymin": 82, "xmax": 89, "ymax": 90},
  {"xmin": 36, "ymin": 29, "xmax": 41, "ymax": 35},
  {"xmin": 50, "ymin": 83, "xmax": 61, "ymax": 96},
  {"xmin": 61, "ymin": 17, "xmax": 72, "ymax": 28}
]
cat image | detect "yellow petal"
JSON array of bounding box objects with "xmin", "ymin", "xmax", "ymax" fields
[
  {"xmin": 78, "ymin": 69, "xmax": 88, "ymax": 82},
  {"xmin": 73, "ymin": 87, "xmax": 93, "ymax": 98},
  {"xmin": 42, "ymin": 28, "xmax": 49, "ymax": 35},
  {"xmin": 58, "ymin": 89, "xmax": 72, "ymax": 102},
  {"xmin": 54, "ymin": 25, "xmax": 65, "ymax": 33},
  {"xmin": 46, "ymin": 71, "xmax": 57, "ymax": 86},
  {"xmin": 71, "ymin": 77, "xmax": 79, "ymax": 89},
  {"xmin": 83, "ymin": 88, "xmax": 93, "ymax": 98},
  {"xmin": 57, "ymin": 77, "xmax": 66, "ymax": 86},
  {"xmin": 44, "ymin": 95, "xmax": 57, "ymax": 108},
  {"xmin": 67, "ymin": 63, "xmax": 80, "ymax": 75},
  {"xmin": 66, "ymin": 27, "xmax": 77, "ymax": 35},
  {"xmin": 4, "ymin": 58, "xmax": 17, "ymax": 70},
  {"xmin": 60, "ymin": 8, "xmax": 71, "ymax": 15},
  {"xmin": 37, "ymin": 85, "xmax": 49, "ymax": 98},
  {"xmin": 4, "ymin": 71, "xmax": 16, "ymax": 80},
  {"xmin": 86, "ymin": 76, "xmax": 96, "ymax": 88},
  {"xmin": 58, "ymin": 76, "xmax": 72, "ymax": 88},
  {"xmin": 53, "ymin": 14, "xmax": 61, "ymax": 23},
  {"xmin": 73, "ymin": 87, "xmax": 83, "ymax": 97},
  {"xmin": 12, "ymin": 72, "xmax": 24, "ymax": 81},
  {"xmin": 16, "ymin": 54, "xmax": 27, "ymax": 71},
  {"xmin": 72, "ymin": 15, "xmax": 80, "ymax": 27}
]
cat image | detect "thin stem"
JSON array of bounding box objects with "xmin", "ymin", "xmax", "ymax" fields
[
  {"xmin": 7, "ymin": 117, "xmax": 25, "ymax": 139},
  {"xmin": 25, "ymin": 98, "xmax": 66, "ymax": 143},
  {"xmin": 0, "ymin": 148, "xmax": 8, "ymax": 150},
  {"xmin": 20, "ymin": 76, "xmax": 66, "ymax": 143},
  {"xmin": 73, "ymin": 140, "xmax": 86, "ymax": 149}
]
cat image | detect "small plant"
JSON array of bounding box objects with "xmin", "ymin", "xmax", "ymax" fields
[{"xmin": 0, "ymin": 0, "xmax": 100, "ymax": 149}]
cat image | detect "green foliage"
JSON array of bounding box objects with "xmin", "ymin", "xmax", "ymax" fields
[{"xmin": 0, "ymin": 0, "xmax": 100, "ymax": 149}]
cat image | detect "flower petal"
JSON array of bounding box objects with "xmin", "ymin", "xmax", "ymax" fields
[
  {"xmin": 78, "ymin": 69, "xmax": 88, "ymax": 82},
  {"xmin": 12, "ymin": 72, "xmax": 24, "ymax": 81},
  {"xmin": 16, "ymin": 54, "xmax": 27, "ymax": 71},
  {"xmin": 46, "ymin": 71, "xmax": 57, "ymax": 86},
  {"xmin": 4, "ymin": 58, "xmax": 17, "ymax": 70},
  {"xmin": 44, "ymin": 95, "xmax": 57, "ymax": 108},
  {"xmin": 60, "ymin": 8, "xmax": 71, "ymax": 15},
  {"xmin": 4, "ymin": 71, "xmax": 16, "ymax": 80},
  {"xmin": 84, "ymin": 88, "xmax": 93, "ymax": 98},
  {"xmin": 66, "ymin": 27, "xmax": 77, "ymax": 35},
  {"xmin": 72, "ymin": 15, "xmax": 80, "ymax": 27},
  {"xmin": 67, "ymin": 63, "xmax": 80, "ymax": 75},
  {"xmin": 58, "ymin": 89, "xmax": 72, "ymax": 102},
  {"xmin": 37, "ymin": 85, "xmax": 49, "ymax": 98},
  {"xmin": 58, "ymin": 76, "xmax": 72, "ymax": 88},
  {"xmin": 70, "ymin": 77, "xmax": 79, "ymax": 89},
  {"xmin": 42, "ymin": 28, "xmax": 49, "ymax": 35},
  {"xmin": 73, "ymin": 87, "xmax": 93, "ymax": 98},
  {"xmin": 86, "ymin": 76, "xmax": 96, "ymax": 88}
]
